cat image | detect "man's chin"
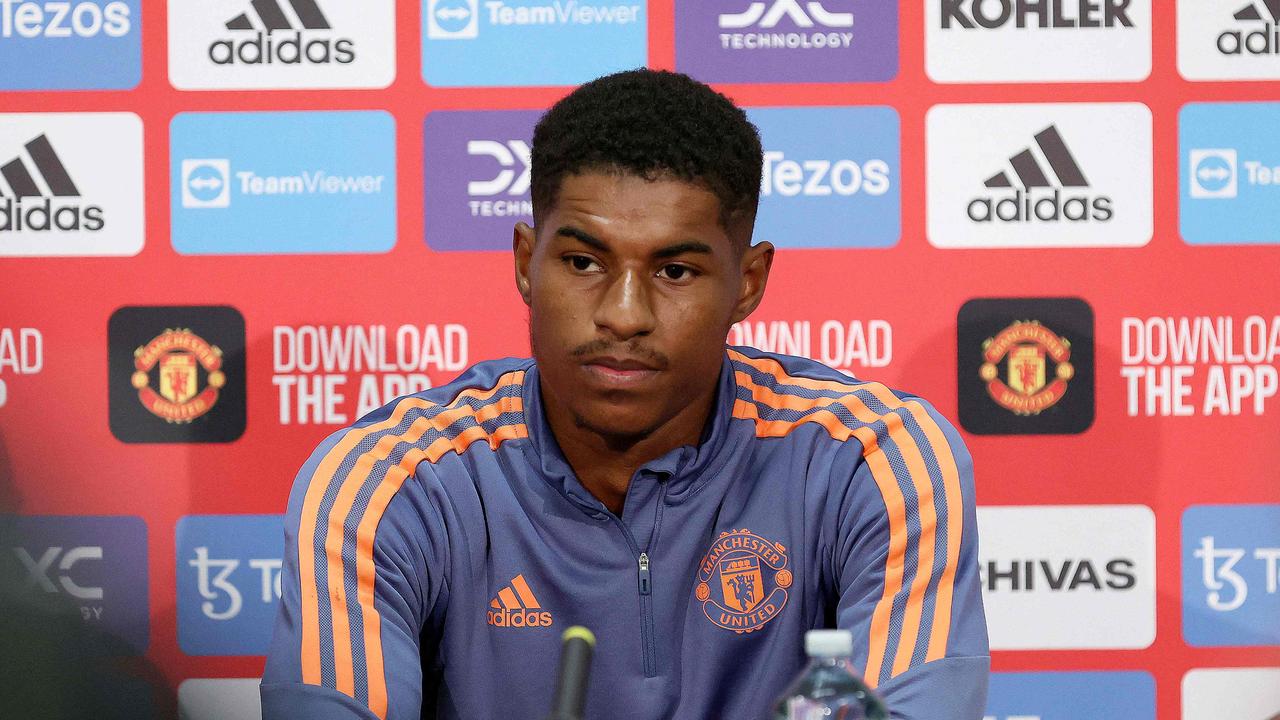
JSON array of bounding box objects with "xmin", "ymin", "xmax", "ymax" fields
[{"xmin": 570, "ymin": 407, "xmax": 662, "ymax": 443}]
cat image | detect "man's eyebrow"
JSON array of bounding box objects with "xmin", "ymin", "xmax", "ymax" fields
[
  {"xmin": 555, "ymin": 226, "xmax": 608, "ymax": 252},
  {"xmin": 653, "ymin": 241, "xmax": 713, "ymax": 259}
]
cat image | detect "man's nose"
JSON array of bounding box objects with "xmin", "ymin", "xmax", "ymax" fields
[{"xmin": 593, "ymin": 268, "xmax": 656, "ymax": 340}]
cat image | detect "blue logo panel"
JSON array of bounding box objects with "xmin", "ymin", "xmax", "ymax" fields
[
  {"xmin": 747, "ymin": 107, "xmax": 900, "ymax": 249},
  {"xmin": 0, "ymin": 515, "xmax": 149, "ymax": 654},
  {"xmin": 0, "ymin": 0, "xmax": 140, "ymax": 90},
  {"xmin": 1181, "ymin": 102, "xmax": 1280, "ymax": 245},
  {"xmin": 421, "ymin": 0, "xmax": 646, "ymax": 87},
  {"xmin": 170, "ymin": 111, "xmax": 397, "ymax": 255},
  {"xmin": 176, "ymin": 515, "xmax": 284, "ymax": 656},
  {"xmin": 1182, "ymin": 504, "xmax": 1280, "ymax": 647},
  {"xmin": 987, "ymin": 671, "xmax": 1155, "ymax": 719}
]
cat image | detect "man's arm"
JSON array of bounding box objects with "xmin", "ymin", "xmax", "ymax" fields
[
  {"xmin": 828, "ymin": 395, "xmax": 989, "ymax": 719},
  {"xmin": 262, "ymin": 426, "xmax": 450, "ymax": 720}
]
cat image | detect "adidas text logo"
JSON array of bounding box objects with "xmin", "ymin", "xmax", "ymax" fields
[
  {"xmin": 718, "ymin": 0, "xmax": 854, "ymax": 50},
  {"xmin": 940, "ymin": 0, "xmax": 1135, "ymax": 29},
  {"xmin": 0, "ymin": 134, "xmax": 103, "ymax": 233},
  {"xmin": 486, "ymin": 574, "xmax": 553, "ymax": 628},
  {"xmin": 967, "ymin": 124, "xmax": 1113, "ymax": 224},
  {"xmin": 208, "ymin": 0, "xmax": 355, "ymax": 66},
  {"xmin": 1218, "ymin": 0, "xmax": 1280, "ymax": 55}
]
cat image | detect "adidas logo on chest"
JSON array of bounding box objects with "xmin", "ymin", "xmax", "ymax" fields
[{"xmin": 486, "ymin": 574, "xmax": 553, "ymax": 628}]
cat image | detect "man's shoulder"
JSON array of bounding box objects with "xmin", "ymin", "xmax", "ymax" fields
[
  {"xmin": 727, "ymin": 345, "xmax": 944, "ymax": 425},
  {"xmin": 348, "ymin": 356, "xmax": 535, "ymax": 429}
]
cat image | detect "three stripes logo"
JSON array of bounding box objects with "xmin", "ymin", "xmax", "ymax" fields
[
  {"xmin": 0, "ymin": 134, "xmax": 103, "ymax": 233},
  {"xmin": 486, "ymin": 574, "xmax": 553, "ymax": 628},
  {"xmin": 967, "ymin": 124, "xmax": 1114, "ymax": 224},
  {"xmin": 1218, "ymin": 0, "xmax": 1280, "ymax": 55},
  {"xmin": 208, "ymin": 0, "xmax": 355, "ymax": 66}
]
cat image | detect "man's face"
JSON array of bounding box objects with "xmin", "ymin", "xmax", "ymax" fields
[{"xmin": 514, "ymin": 171, "xmax": 771, "ymax": 439}]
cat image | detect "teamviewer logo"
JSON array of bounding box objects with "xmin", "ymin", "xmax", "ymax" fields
[
  {"xmin": 427, "ymin": 0, "xmax": 479, "ymax": 38},
  {"xmin": 1189, "ymin": 149, "xmax": 1238, "ymax": 199},
  {"xmin": 182, "ymin": 159, "xmax": 231, "ymax": 208}
]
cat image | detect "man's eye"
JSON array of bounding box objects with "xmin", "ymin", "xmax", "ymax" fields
[
  {"xmin": 565, "ymin": 255, "xmax": 600, "ymax": 272},
  {"xmin": 658, "ymin": 264, "xmax": 697, "ymax": 281}
]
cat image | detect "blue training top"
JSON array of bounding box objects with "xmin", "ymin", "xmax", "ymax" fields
[{"xmin": 261, "ymin": 347, "xmax": 990, "ymax": 719}]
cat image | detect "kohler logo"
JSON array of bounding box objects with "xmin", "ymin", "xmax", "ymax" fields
[{"xmin": 940, "ymin": 0, "xmax": 1134, "ymax": 29}]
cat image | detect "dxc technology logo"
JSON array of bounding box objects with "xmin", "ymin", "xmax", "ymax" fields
[
  {"xmin": 168, "ymin": 0, "xmax": 394, "ymax": 90},
  {"xmin": 927, "ymin": 0, "xmax": 1150, "ymax": 83},
  {"xmin": 986, "ymin": 671, "xmax": 1155, "ymax": 720},
  {"xmin": 421, "ymin": 0, "xmax": 645, "ymax": 86},
  {"xmin": 177, "ymin": 515, "xmax": 284, "ymax": 655},
  {"xmin": 0, "ymin": 113, "xmax": 143, "ymax": 256},
  {"xmin": 747, "ymin": 106, "xmax": 900, "ymax": 249},
  {"xmin": 1182, "ymin": 504, "xmax": 1280, "ymax": 646},
  {"xmin": 676, "ymin": 0, "xmax": 897, "ymax": 83},
  {"xmin": 0, "ymin": 0, "xmax": 139, "ymax": 89},
  {"xmin": 1179, "ymin": 0, "xmax": 1280, "ymax": 80},
  {"xmin": 0, "ymin": 515, "xmax": 149, "ymax": 653},
  {"xmin": 171, "ymin": 111, "xmax": 396, "ymax": 254},
  {"xmin": 423, "ymin": 110, "xmax": 537, "ymax": 251},
  {"xmin": 928, "ymin": 103, "xmax": 1152, "ymax": 248},
  {"xmin": 1181, "ymin": 102, "xmax": 1280, "ymax": 245}
]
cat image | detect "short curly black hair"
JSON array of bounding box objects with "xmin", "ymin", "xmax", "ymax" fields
[{"xmin": 531, "ymin": 69, "xmax": 763, "ymax": 239}]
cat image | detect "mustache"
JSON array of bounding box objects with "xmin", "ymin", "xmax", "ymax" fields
[{"xmin": 570, "ymin": 339, "xmax": 669, "ymax": 369}]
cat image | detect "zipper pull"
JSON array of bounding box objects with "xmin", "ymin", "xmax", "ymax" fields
[{"xmin": 637, "ymin": 552, "xmax": 651, "ymax": 595}]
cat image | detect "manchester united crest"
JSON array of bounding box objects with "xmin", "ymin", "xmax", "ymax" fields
[
  {"xmin": 131, "ymin": 328, "xmax": 225, "ymax": 423},
  {"xmin": 979, "ymin": 320, "xmax": 1074, "ymax": 415},
  {"xmin": 695, "ymin": 528, "xmax": 791, "ymax": 634}
]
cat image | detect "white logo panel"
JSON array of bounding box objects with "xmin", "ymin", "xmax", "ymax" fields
[
  {"xmin": 178, "ymin": 678, "xmax": 263, "ymax": 720},
  {"xmin": 927, "ymin": 0, "xmax": 1151, "ymax": 82},
  {"xmin": 978, "ymin": 505, "xmax": 1156, "ymax": 650},
  {"xmin": 1179, "ymin": 1, "xmax": 1280, "ymax": 81},
  {"xmin": 927, "ymin": 103, "xmax": 1153, "ymax": 249},
  {"xmin": 0, "ymin": 112, "xmax": 143, "ymax": 257},
  {"xmin": 1182, "ymin": 668, "xmax": 1280, "ymax": 720},
  {"xmin": 167, "ymin": 0, "xmax": 396, "ymax": 89}
]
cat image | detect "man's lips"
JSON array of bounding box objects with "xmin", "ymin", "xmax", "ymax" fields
[{"xmin": 580, "ymin": 356, "xmax": 661, "ymax": 386}]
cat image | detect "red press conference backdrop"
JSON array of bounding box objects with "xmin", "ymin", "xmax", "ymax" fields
[{"xmin": 0, "ymin": 1, "xmax": 1278, "ymax": 718}]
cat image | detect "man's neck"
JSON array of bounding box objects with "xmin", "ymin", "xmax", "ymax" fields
[{"xmin": 540, "ymin": 380, "xmax": 718, "ymax": 515}]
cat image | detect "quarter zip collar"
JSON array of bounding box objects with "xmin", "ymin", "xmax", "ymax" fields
[{"xmin": 521, "ymin": 350, "xmax": 740, "ymax": 514}]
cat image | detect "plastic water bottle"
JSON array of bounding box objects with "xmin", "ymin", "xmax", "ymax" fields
[{"xmin": 772, "ymin": 629, "xmax": 889, "ymax": 720}]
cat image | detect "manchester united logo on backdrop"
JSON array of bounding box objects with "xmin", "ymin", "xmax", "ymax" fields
[
  {"xmin": 695, "ymin": 528, "xmax": 791, "ymax": 634},
  {"xmin": 979, "ymin": 320, "xmax": 1074, "ymax": 415},
  {"xmin": 131, "ymin": 328, "xmax": 225, "ymax": 423},
  {"xmin": 957, "ymin": 297, "xmax": 1094, "ymax": 435},
  {"xmin": 109, "ymin": 306, "xmax": 246, "ymax": 443}
]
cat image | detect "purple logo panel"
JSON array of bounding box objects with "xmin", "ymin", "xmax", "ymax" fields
[
  {"xmin": 675, "ymin": 0, "xmax": 898, "ymax": 83},
  {"xmin": 0, "ymin": 515, "xmax": 149, "ymax": 654},
  {"xmin": 424, "ymin": 110, "xmax": 542, "ymax": 251}
]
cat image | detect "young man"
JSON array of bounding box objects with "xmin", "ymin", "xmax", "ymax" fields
[{"xmin": 262, "ymin": 70, "xmax": 989, "ymax": 719}]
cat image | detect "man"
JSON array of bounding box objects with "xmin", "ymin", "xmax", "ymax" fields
[{"xmin": 262, "ymin": 69, "xmax": 989, "ymax": 719}]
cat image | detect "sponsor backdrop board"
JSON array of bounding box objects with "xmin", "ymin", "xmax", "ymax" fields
[{"xmin": 0, "ymin": 2, "xmax": 1278, "ymax": 719}]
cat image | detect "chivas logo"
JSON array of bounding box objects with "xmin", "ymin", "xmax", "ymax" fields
[
  {"xmin": 979, "ymin": 320, "xmax": 1074, "ymax": 415},
  {"xmin": 695, "ymin": 528, "xmax": 791, "ymax": 634},
  {"xmin": 130, "ymin": 328, "xmax": 225, "ymax": 423}
]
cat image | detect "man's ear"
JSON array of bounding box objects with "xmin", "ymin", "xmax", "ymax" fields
[
  {"xmin": 731, "ymin": 240, "xmax": 774, "ymax": 324},
  {"xmin": 513, "ymin": 222, "xmax": 536, "ymax": 306}
]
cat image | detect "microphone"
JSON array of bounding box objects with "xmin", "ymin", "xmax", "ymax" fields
[{"xmin": 545, "ymin": 625, "xmax": 596, "ymax": 720}]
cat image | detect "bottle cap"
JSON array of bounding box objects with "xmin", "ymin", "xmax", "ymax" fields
[{"xmin": 805, "ymin": 629, "xmax": 853, "ymax": 658}]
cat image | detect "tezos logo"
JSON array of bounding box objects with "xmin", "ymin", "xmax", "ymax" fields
[
  {"xmin": 1182, "ymin": 504, "xmax": 1280, "ymax": 647},
  {"xmin": 967, "ymin": 125, "xmax": 1112, "ymax": 224},
  {"xmin": 0, "ymin": 1, "xmax": 131, "ymax": 38},
  {"xmin": 0, "ymin": 515, "xmax": 149, "ymax": 653},
  {"xmin": 958, "ymin": 297, "xmax": 1095, "ymax": 435},
  {"xmin": 206, "ymin": 0, "xmax": 354, "ymax": 65},
  {"xmin": 177, "ymin": 515, "xmax": 284, "ymax": 655},
  {"xmin": 0, "ymin": 133, "xmax": 103, "ymax": 233},
  {"xmin": 108, "ymin": 305, "xmax": 246, "ymax": 443}
]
